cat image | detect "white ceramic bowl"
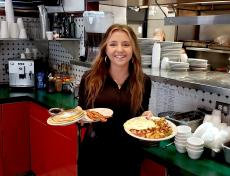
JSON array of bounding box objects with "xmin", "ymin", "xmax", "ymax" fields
[
  {"xmin": 177, "ymin": 125, "xmax": 192, "ymax": 135},
  {"xmin": 186, "ymin": 144, "xmax": 204, "ymax": 151},
  {"xmin": 48, "ymin": 108, "xmax": 64, "ymax": 116},
  {"xmin": 174, "ymin": 141, "xmax": 187, "ymax": 153},
  {"xmin": 175, "ymin": 136, "xmax": 188, "ymax": 142},
  {"xmin": 186, "ymin": 147, "xmax": 204, "ymax": 159},
  {"xmin": 176, "ymin": 132, "xmax": 192, "ymax": 138},
  {"xmin": 187, "ymin": 137, "xmax": 204, "ymax": 147},
  {"xmin": 175, "ymin": 134, "xmax": 191, "ymax": 141},
  {"xmin": 174, "ymin": 138, "xmax": 187, "ymax": 145}
]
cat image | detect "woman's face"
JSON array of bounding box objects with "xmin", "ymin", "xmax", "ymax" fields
[{"xmin": 106, "ymin": 30, "xmax": 133, "ymax": 68}]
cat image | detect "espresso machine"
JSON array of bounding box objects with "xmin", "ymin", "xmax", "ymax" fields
[{"xmin": 8, "ymin": 59, "xmax": 35, "ymax": 88}]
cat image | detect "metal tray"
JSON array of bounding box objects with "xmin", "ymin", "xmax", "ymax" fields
[{"xmin": 159, "ymin": 111, "xmax": 205, "ymax": 132}]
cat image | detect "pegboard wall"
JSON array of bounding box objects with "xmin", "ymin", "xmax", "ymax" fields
[
  {"xmin": 71, "ymin": 65, "xmax": 90, "ymax": 84},
  {"xmin": 48, "ymin": 41, "xmax": 73, "ymax": 66},
  {"xmin": 0, "ymin": 16, "xmax": 45, "ymax": 84},
  {"xmin": 0, "ymin": 40, "xmax": 46, "ymax": 83},
  {"xmin": 75, "ymin": 17, "xmax": 85, "ymax": 57},
  {"xmin": 149, "ymin": 81, "xmax": 230, "ymax": 124},
  {"xmin": 0, "ymin": 15, "xmax": 85, "ymax": 84}
]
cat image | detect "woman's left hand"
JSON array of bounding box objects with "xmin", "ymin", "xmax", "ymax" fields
[{"xmin": 142, "ymin": 110, "xmax": 153, "ymax": 120}]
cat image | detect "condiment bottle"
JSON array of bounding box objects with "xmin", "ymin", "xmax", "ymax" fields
[
  {"xmin": 47, "ymin": 77, "xmax": 55, "ymax": 93},
  {"xmin": 55, "ymin": 77, "xmax": 62, "ymax": 92}
]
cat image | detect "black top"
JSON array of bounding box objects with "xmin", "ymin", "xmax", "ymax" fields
[{"xmin": 77, "ymin": 71, "xmax": 152, "ymax": 176}]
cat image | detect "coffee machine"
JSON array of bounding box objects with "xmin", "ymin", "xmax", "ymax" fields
[{"xmin": 8, "ymin": 59, "xmax": 35, "ymax": 88}]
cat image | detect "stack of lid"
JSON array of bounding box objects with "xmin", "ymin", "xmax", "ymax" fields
[
  {"xmin": 188, "ymin": 58, "xmax": 208, "ymax": 71},
  {"xmin": 168, "ymin": 61, "xmax": 189, "ymax": 71}
]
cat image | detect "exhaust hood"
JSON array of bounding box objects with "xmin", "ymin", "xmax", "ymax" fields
[
  {"xmin": 0, "ymin": 0, "xmax": 62, "ymax": 9},
  {"xmin": 149, "ymin": 0, "xmax": 230, "ymax": 6},
  {"xmin": 165, "ymin": 14, "xmax": 230, "ymax": 25}
]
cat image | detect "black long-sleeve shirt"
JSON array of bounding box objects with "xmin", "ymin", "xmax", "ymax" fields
[{"xmin": 77, "ymin": 72, "xmax": 152, "ymax": 176}]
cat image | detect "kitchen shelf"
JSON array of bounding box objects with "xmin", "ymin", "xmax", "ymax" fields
[
  {"xmin": 33, "ymin": 38, "xmax": 81, "ymax": 42},
  {"xmin": 55, "ymin": 38, "xmax": 81, "ymax": 41},
  {"xmin": 0, "ymin": 38, "xmax": 30, "ymax": 41},
  {"xmin": 149, "ymin": 0, "xmax": 230, "ymax": 6},
  {"xmin": 0, "ymin": 38, "xmax": 80, "ymax": 41},
  {"xmin": 186, "ymin": 47, "xmax": 230, "ymax": 54}
]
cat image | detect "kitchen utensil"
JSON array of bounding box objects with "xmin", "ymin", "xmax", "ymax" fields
[{"xmin": 38, "ymin": 5, "xmax": 49, "ymax": 39}]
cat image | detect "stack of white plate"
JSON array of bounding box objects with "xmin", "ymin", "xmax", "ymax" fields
[
  {"xmin": 159, "ymin": 41, "xmax": 183, "ymax": 61},
  {"xmin": 168, "ymin": 61, "xmax": 189, "ymax": 71},
  {"xmin": 141, "ymin": 55, "xmax": 152, "ymax": 67},
  {"xmin": 138, "ymin": 38, "xmax": 156, "ymax": 55},
  {"xmin": 188, "ymin": 58, "xmax": 208, "ymax": 71}
]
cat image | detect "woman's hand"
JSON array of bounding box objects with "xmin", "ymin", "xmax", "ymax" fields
[
  {"xmin": 75, "ymin": 106, "xmax": 83, "ymax": 111},
  {"xmin": 142, "ymin": 110, "xmax": 153, "ymax": 120}
]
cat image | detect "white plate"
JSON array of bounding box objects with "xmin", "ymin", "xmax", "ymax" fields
[
  {"xmin": 82, "ymin": 108, "xmax": 113, "ymax": 123},
  {"xmin": 190, "ymin": 67, "xmax": 207, "ymax": 71},
  {"xmin": 170, "ymin": 67, "xmax": 188, "ymax": 71},
  {"xmin": 47, "ymin": 109, "xmax": 84, "ymax": 126},
  {"xmin": 124, "ymin": 116, "xmax": 177, "ymax": 142}
]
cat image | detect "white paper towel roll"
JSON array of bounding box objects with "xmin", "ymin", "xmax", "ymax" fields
[{"xmin": 151, "ymin": 43, "xmax": 161, "ymax": 68}]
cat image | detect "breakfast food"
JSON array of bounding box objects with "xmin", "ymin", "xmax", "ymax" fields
[
  {"xmin": 124, "ymin": 116, "xmax": 156, "ymax": 130},
  {"xmin": 50, "ymin": 109, "xmax": 84, "ymax": 123},
  {"xmin": 124, "ymin": 117, "xmax": 173, "ymax": 139},
  {"xmin": 86, "ymin": 110, "xmax": 109, "ymax": 122}
]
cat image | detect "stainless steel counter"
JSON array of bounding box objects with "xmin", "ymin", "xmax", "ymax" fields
[
  {"xmin": 143, "ymin": 68, "xmax": 230, "ymax": 96},
  {"xmin": 71, "ymin": 60, "xmax": 230, "ymax": 96}
]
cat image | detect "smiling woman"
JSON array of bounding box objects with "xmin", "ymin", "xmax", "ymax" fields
[{"xmin": 77, "ymin": 24, "xmax": 152, "ymax": 176}]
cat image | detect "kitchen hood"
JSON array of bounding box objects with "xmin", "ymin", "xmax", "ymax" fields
[
  {"xmin": 149, "ymin": 0, "xmax": 230, "ymax": 6},
  {"xmin": 0, "ymin": 0, "xmax": 62, "ymax": 9},
  {"xmin": 165, "ymin": 14, "xmax": 230, "ymax": 25}
]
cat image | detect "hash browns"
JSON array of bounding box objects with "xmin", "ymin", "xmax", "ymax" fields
[{"xmin": 129, "ymin": 117, "xmax": 172, "ymax": 139}]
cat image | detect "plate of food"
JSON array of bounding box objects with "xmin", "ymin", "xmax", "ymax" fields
[
  {"xmin": 123, "ymin": 116, "xmax": 177, "ymax": 142},
  {"xmin": 47, "ymin": 108, "xmax": 85, "ymax": 126},
  {"xmin": 82, "ymin": 108, "xmax": 113, "ymax": 123}
]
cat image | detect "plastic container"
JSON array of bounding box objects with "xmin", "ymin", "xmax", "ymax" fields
[
  {"xmin": 222, "ymin": 141, "xmax": 230, "ymax": 164},
  {"xmin": 163, "ymin": 111, "xmax": 205, "ymax": 132},
  {"xmin": 83, "ymin": 11, "xmax": 114, "ymax": 33},
  {"xmin": 55, "ymin": 77, "xmax": 62, "ymax": 92}
]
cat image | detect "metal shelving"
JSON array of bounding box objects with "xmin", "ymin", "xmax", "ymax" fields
[{"xmin": 186, "ymin": 47, "xmax": 230, "ymax": 54}]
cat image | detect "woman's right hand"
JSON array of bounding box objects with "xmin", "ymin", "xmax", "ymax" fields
[{"xmin": 142, "ymin": 110, "xmax": 153, "ymax": 120}]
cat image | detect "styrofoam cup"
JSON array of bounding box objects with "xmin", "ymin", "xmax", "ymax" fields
[{"xmin": 46, "ymin": 31, "xmax": 53, "ymax": 40}]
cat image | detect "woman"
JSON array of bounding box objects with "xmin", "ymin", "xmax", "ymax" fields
[{"xmin": 78, "ymin": 24, "xmax": 152, "ymax": 176}]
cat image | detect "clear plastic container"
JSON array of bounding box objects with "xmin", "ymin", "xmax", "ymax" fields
[{"xmin": 83, "ymin": 11, "xmax": 114, "ymax": 33}]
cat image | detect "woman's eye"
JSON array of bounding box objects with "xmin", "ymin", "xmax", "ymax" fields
[
  {"xmin": 108, "ymin": 43, "xmax": 117, "ymax": 47},
  {"xmin": 123, "ymin": 43, "xmax": 130, "ymax": 47}
]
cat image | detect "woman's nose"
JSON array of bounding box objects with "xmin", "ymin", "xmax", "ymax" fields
[{"xmin": 116, "ymin": 44, "xmax": 123, "ymax": 51}]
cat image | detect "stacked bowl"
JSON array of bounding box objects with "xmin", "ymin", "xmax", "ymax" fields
[
  {"xmin": 186, "ymin": 136, "xmax": 204, "ymax": 159},
  {"xmin": 174, "ymin": 125, "xmax": 192, "ymax": 153}
]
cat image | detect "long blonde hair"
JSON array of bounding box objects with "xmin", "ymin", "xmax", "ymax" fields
[{"xmin": 84, "ymin": 24, "xmax": 144, "ymax": 114}]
